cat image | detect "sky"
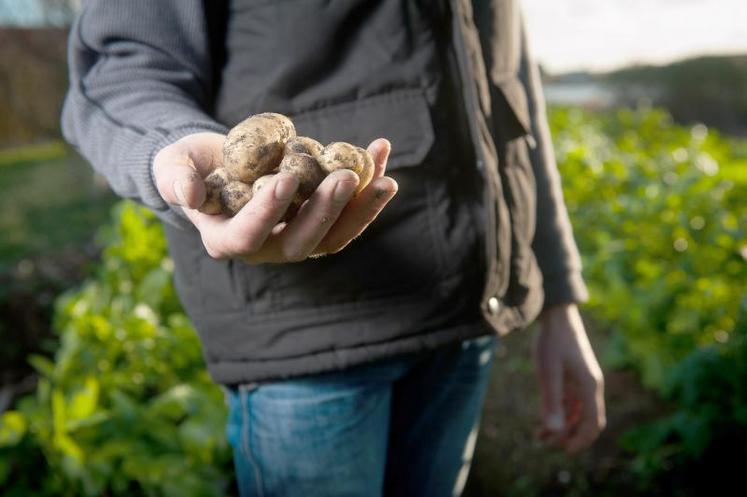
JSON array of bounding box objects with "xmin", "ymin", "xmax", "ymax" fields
[
  {"xmin": 0, "ymin": 0, "xmax": 79, "ymax": 26},
  {"xmin": 521, "ymin": 0, "xmax": 747, "ymax": 73},
  {"xmin": 1, "ymin": 0, "xmax": 745, "ymax": 74}
]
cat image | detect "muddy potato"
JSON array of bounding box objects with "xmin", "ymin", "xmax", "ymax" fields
[
  {"xmin": 318, "ymin": 142, "xmax": 375, "ymax": 194},
  {"xmin": 251, "ymin": 174, "xmax": 275, "ymax": 196},
  {"xmin": 198, "ymin": 168, "xmax": 232, "ymax": 215},
  {"xmin": 220, "ymin": 181, "xmax": 254, "ymax": 217},
  {"xmin": 284, "ymin": 136, "xmax": 323, "ymax": 158},
  {"xmin": 279, "ymin": 153, "xmax": 325, "ymax": 199},
  {"xmin": 354, "ymin": 146, "xmax": 375, "ymax": 194},
  {"xmin": 251, "ymin": 173, "xmax": 304, "ymax": 222},
  {"xmin": 251, "ymin": 173, "xmax": 305, "ymax": 222},
  {"xmin": 223, "ymin": 112, "xmax": 296, "ymax": 183},
  {"xmin": 318, "ymin": 142, "xmax": 360, "ymax": 175}
]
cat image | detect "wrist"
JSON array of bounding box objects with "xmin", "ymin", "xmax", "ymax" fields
[
  {"xmin": 540, "ymin": 302, "xmax": 575, "ymax": 322},
  {"xmin": 538, "ymin": 303, "xmax": 588, "ymax": 342}
]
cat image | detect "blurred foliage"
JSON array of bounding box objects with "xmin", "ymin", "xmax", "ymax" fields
[
  {"xmin": 552, "ymin": 106, "xmax": 747, "ymax": 493},
  {"xmin": 552, "ymin": 106, "xmax": 746, "ymax": 386},
  {"xmin": 0, "ymin": 144, "xmax": 115, "ymax": 266},
  {"xmin": 0, "ymin": 106, "xmax": 745, "ymax": 495},
  {"xmin": 605, "ymin": 55, "xmax": 747, "ymax": 136},
  {"xmin": 0, "ymin": 144, "xmax": 116, "ymax": 384},
  {"xmin": 0, "ymin": 27, "xmax": 69, "ymax": 147},
  {"xmin": 0, "ymin": 141, "xmax": 66, "ymax": 167},
  {"xmin": 0, "ymin": 203, "xmax": 231, "ymax": 496}
]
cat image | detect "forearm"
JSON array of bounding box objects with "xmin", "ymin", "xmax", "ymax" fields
[
  {"xmin": 61, "ymin": 0, "xmax": 227, "ymax": 228},
  {"xmin": 516, "ymin": 16, "xmax": 588, "ymax": 306}
]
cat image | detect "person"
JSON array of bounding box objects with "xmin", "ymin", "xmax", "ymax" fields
[{"xmin": 62, "ymin": 0, "xmax": 606, "ymax": 495}]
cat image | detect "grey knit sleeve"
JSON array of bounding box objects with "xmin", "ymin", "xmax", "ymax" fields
[
  {"xmin": 517, "ymin": 17, "xmax": 589, "ymax": 306},
  {"xmin": 61, "ymin": 0, "xmax": 228, "ymax": 229}
]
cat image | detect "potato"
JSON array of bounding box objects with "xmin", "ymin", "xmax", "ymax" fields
[
  {"xmin": 251, "ymin": 174, "xmax": 275, "ymax": 196},
  {"xmin": 318, "ymin": 142, "xmax": 359, "ymax": 175},
  {"xmin": 354, "ymin": 146, "xmax": 375, "ymax": 194},
  {"xmin": 277, "ymin": 153, "xmax": 324, "ymax": 222},
  {"xmin": 279, "ymin": 153, "xmax": 324, "ymax": 199},
  {"xmin": 318, "ymin": 142, "xmax": 375, "ymax": 194},
  {"xmin": 198, "ymin": 168, "xmax": 232, "ymax": 215},
  {"xmin": 220, "ymin": 112, "xmax": 377, "ymax": 222},
  {"xmin": 220, "ymin": 181, "xmax": 253, "ymax": 217},
  {"xmin": 223, "ymin": 112, "xmax": 296, "ymax": 183},
  {"xmin": 284, "ymin": 136, "xmax": 323, "ymax": 158}
]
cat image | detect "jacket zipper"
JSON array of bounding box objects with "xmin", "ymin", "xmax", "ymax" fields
[{"xmin": 446, "ymin": 0, "xmax": 501, "ymax": 313}]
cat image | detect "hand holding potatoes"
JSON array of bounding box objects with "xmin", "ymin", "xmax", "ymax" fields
[
  {"xmin": 152, "ymin": 123, "xmax": 397, "ymax": 264},
  {"xmin": 197, "ymin": 113, "xmax": 376, "ymax": 220}
]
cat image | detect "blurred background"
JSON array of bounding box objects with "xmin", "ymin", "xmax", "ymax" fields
[{"xmin": 0, "ymin": 1, "xmax": 745, "ymax": 496}]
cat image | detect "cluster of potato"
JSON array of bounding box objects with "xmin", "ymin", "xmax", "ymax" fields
[{"xmin": 198, "ymin": 112, "xmax": 374, "ymax": 219}]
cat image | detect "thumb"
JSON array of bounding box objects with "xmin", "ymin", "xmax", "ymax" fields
[
  {"xmin": 540, "ymin": 365, "xmax": 566, "ymax": 436},
  {"xmin": 153, "ymin": 145, "xmax": 206, "ymax": 209}
]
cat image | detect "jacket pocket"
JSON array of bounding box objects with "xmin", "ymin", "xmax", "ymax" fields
[
  {"xmin": 291, "ymin": 88, "xmax": 435, "ymax": 170},
  {"xmin": 491, "ymin": 76, "xmax": 533, "ymax": 143},
  {"xmin": 234, "ymin": 89, "xmax": 444, "ymax": 313}
]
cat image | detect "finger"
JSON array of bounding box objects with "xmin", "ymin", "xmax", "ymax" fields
[
  {"xmin": 180, "ymin": 207, "xmax": 231, "ymax": 259},
  {"xmin": 194, "ymin": 173, "xmax": 299, "ymax": 258},
  {"xmin": 563, "ymin": 380, "xmax": 605, "ymax": 454},
  {"xmin": 227, "ymin": 172, "xmax": 299, "ymax": 254},
  {"xmin": 536, "ymin": 425, "xmax": 565, "ymax": 450},
  {"xmin": 367, "ymin": 138, "xmax": 391, "ymax": 179},
  {"xmin": 313, "ymin": 176, "xmax": 398, "ymax": 255},
  {"xmin": 538, "ymin": 363, "xmax": 566, "ymax": 439},
  {"xmin": 564, "ymin": 394, "xmax": 583, "ymax": 429},
  {"xmin": 181, "ymin": 205, "xmax": 226, "ymax": 233},
  {"xmin": 272, "ymin": 170, "xmax": 360, "ymax": 261},
  {"xmin": 153, "ymin": 145, "xmax": 206, "ymax": 209},
  {"xmin": 563, "ymin": 416, "xmax": 598, "ymax": 455}
]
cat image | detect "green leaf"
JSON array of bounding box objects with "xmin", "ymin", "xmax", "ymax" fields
[
  {"xmin": 52, "ymin": 389, "xmax": 66, "ymax": 439},
  {"xmin": 68, "ymin": 376, "xmax": 100, "ymax": 422},
  {"xmin": 0, "ymin": 411, "xmax": 27, "ymax": 447},
  {"xmin": 28, "ymin": 354, "xmax": 55, "ymax": 378}
]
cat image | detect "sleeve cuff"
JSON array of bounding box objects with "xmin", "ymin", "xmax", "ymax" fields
[{"xmin": 542, "ymin": 270, "xmax": 589, "ymax": 307}]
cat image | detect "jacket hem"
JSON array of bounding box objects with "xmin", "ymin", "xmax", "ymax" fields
[{"xmin": 208, "ymin": 319, "xmax": 495, "ymax": 386}]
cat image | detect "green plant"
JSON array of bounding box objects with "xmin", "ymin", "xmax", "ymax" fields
[
  {"xmin": 1, "ymin": 106, "xmax": 745, "ymax": 496},
  {"xmin": 552, "ymin": 106, "xmax": 746, "ymax": 388},
  {"xmin": 551, "ymin": 106, "xmax": 747, "ymax": 493},
  {"xmin": 0, "ymin": 203, "xmax": 231, "ymax": 497},
  {"xmin": 618, "ymin": 335, "xmax": 747, "ymax": 492}
]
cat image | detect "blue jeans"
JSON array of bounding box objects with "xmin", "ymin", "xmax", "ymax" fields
[{"xmin": 225, "ymin": 330, "xmax": 498, "ymax": 497}]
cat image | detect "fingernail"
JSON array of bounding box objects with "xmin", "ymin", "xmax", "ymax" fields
[
  {"xmin": 173, "ymin": 180, "xmax": 187, "ymax": 205},
  {"xmin": 333, "ymin": 179, "xmax": 358, "ymax": 202},
  {"xmin": 373, "ymin": 179, "xmax": 398, "ymax": 200},
  {"xmin": 274, "ymin": 176, "xmax": 297, "ymax": 201},
  {"xmin": 380, "ymin": 139, "xmax": 392, "ymax": 156}
]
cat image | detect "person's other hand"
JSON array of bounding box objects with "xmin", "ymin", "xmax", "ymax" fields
[
  {"xmin": 532, "ymin": 303, "xmax": 606, "ymax": 455},
  {"xmin": 153, "ymin": 132, "xmax": 398, "ymax": 263}
]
